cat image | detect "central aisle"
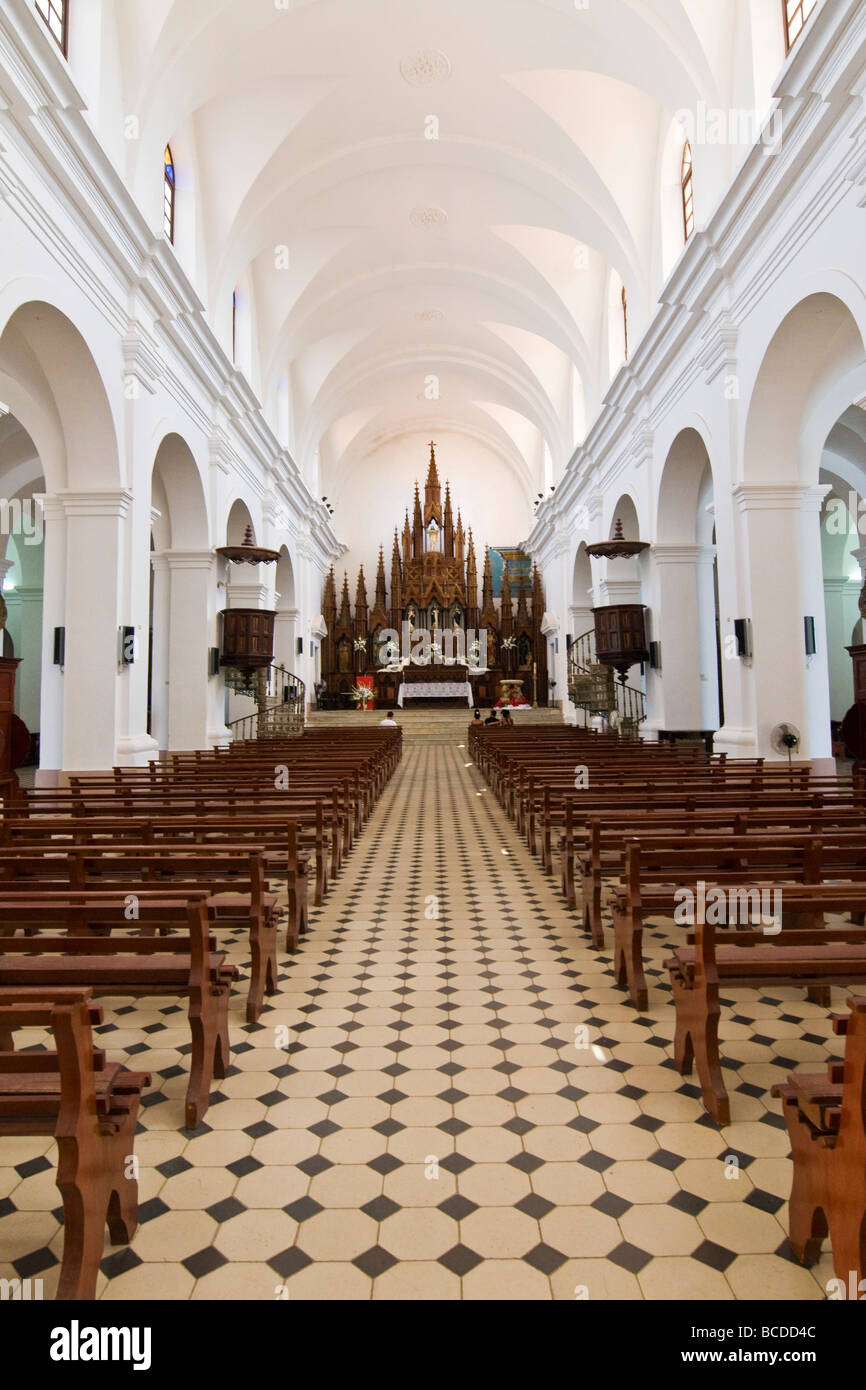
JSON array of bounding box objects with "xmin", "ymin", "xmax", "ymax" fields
[{"xmin": 165, "ymin": 737, "xmax": 829, "ymax": 1301}]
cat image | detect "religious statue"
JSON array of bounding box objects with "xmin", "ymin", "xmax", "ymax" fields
[
  {"xmin": 427, "ymin": 521, "xmax": 440, "ymax": 553},
  {"xmin": 407, "ymin": 606, "xmax": 416, "ymax": 632},
  {"xmin": 430, "ymin": 604, "xmax": 439, "ymax": 629}
]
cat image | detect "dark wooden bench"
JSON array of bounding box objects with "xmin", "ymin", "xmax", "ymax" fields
[
  {"xmin": 609, "ymin": 839, "xmax": 866, "ymax": 1010},
  {"xmin": 772, "ymin": 995, "xmax": 865, "ymax": 1287},
  {"xmin": 0, "ymin": 987, "xmax": 149, "ymax": 1300},
  {"xmin": 664, "ymin": 890, "xmax": 866, "ymax": 1123},
  {"xmin": 0, "ymin": 844, "xmax": 282, "ymax": 1022},
  {"xmin": 0, "ymin": 891, "xmax": 236, "ymax": 1127}
]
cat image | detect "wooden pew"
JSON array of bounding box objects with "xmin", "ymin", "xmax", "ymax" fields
[
  {"xmin": 0, "ymin": 987, "xmax": 149, "ymax": 1300},
  {"xmin": 0, "ymin": 892, "xmax": 236, "ymax": 1127},
  {"xmin": 611, "ymin": 840, "xmax": 866, "ymax": 1010},
  {"xmin": 588, "ymin": 829, "xmax": 866, "ymax": 952},
  {"xmin": 559, "ymin": 804, "xmax": 866, "ymax": 912},
  {"xmin": 772, "ymin": 996, "xmax": 866, "ymax": 1288},
  {"xmin": 0, "ymin": 844, "xmax": 282, "ymax": 1021},
  {"xmin": 664, "ymin": 888, "xmax": 866, "ymax": 1123}
]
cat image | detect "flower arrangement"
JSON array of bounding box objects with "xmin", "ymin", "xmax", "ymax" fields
[
  {"xmin": 353, "ymin": 638, "xmax": 368, "ymax": 653},
  {"xmin": 349, "ymin": 684, "xmax": 374, "ymax": 710},
  {"xmin": 501, "ymin": 636, "xmax": 517, "ymax": 651}
]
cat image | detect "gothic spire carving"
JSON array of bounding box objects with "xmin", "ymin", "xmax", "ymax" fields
[
  {"xmin": 412, "ymin": 482, "xmax": 424, "ymax": 558},
  {"xmin": 370, "ymin": 548, "xmax": 389, "ymax": 631},
  {"xmin": 443, "ymin": 482, "xmax": 454, "ymax": 556},
  {"xmin": 516, "ymin": 572, "xmax": 531, "ymax": 630},
  {"xmin": 424, "ymin": 441, "xmax": 442, "ymax": 526},
  {"xmin": 338, "ymin": 571, "xmax": 352, "ymax": 630},
  {"xmin": 466, "ymin": 528, "xmax": 478, "ymax": 627},
  {"xmin": 390, "ymin": 530, "xmax": 403, "ymax": 630},
  {"xmin": 481, "ymin": 546, "xmax": 497, "ymax": 628},
  {"xmin": 354, "ymin": 565, "xmax": 368, "ymax": 619}
]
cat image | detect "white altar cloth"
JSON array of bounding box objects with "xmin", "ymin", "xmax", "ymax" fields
[{"xmin": 398, "ymin": 681, "xmax": 473, "ymax": 708}]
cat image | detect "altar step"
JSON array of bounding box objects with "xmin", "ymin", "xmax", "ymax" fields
[{"xmin": 305, "ymin": 706, "xmax": 565, "ymax": 745}]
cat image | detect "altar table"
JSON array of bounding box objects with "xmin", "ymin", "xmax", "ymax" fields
[{"xmin": 397, "ymin": 681, "xmax": 474, "ymax": 708}]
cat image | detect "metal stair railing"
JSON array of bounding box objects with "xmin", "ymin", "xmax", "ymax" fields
[
  {"xmin": 567, "ymin": 628, "xmax": 647, "ymax": 732},
  {"xmin": 227, "ymin": 665, "xmax": 306, "ymax": 742}
]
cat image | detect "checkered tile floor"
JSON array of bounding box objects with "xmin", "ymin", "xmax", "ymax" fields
[{"xmin": 0, "ymin": 741, "xmax": 844, "ymax": 1299}]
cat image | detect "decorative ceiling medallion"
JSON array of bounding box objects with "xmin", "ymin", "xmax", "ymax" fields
[
  {"xmin": 409, "ymin": 205, "xmax": 448, "ymax": 229},
  {"xmin": 400, "ymin": 50, "xmax": 452, "ymax": 86},
  {"xmin": 415, "ymin": 308, "xmax": 445, "ymax": 322}
]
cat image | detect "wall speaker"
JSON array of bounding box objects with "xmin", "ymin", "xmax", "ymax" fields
[
  {"xmin": 118, "ymin": 626, "xmax": 136, "ymax": 667},
  {"xmin": 804, "ymin": 616, "xmax": 816, "ymax": 656},
  {"xmin": 209, "ymin": 647, "xmax": 221, "ymax": 677},
  {"xmin": 297, "ymin": 637, "xmax": 304, "ymax": 657},
  {"xmin": 649, "ymin": 641, "xmax": 662, "ymax": 671},
  {"xmin": 53, "ymin": 627, "xmax": 65, "ymax": 668},
  {"xmin": 733, "ymin": 619, "xmax": 752, "ymax": 659}
]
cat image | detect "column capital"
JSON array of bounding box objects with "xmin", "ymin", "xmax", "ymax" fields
[
  {"xmin": 651, "ymin": 544, "xmax": 702, "ymax": 564},
  {"xmin": 6, "ymin": 585, "xmax": 43, "ymax": 602},
  {"xmin": 40, "ymin": 489, "xmax": 135, "ymax": 520},
  {"xmin": 850, "ymin": 545, "xmax": 866, "ymax": 576},
  {"xmin": 733, "ymin": 482, "xmax": 831, "ymax": 514},
  {"xmin": 153, "ymin": 549, "xmax": 217, "ymax": 573}
]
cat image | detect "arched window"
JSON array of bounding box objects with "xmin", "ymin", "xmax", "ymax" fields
[
  {"xmin": 621, "ymin": 285, "xmax": 629, "ymax": 362},
  {"xmin": 681, "ymin": 142, "xmax": 695, "ymax": 243},
  {"xmin": 783, "ymin": 0, "xmax": 818, "ymax": 54},
  {"xmin": 36, "ymin": 0, "xmax": 68, "ymax": 55},
  {"xmin": 163, "ymin": 146, "xmax": 176, "ymax": 244}
]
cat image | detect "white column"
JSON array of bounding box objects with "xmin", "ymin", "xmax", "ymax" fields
[
  {"xmin": 729, "ymin": 484, "xmax": 832, "ymax": 764},
  {"xmin": 36, "ymin": 495, "xmax": 66, "ymax": 773},
  {"xmin": 149, "ymin": 552, "xmax": 171, "ymax": 751},
  {"xmin": 53, "ymin": 492, "xmax": 132, "ymax": 771},
  {"xmin": 227, "ymin": 570, "xmax": 269, "ymax": 610},
  {"xmin": 274, "ymin": 607, "xmax": 300, "ymax": 672},
  {"xmin": 163, "ymin": 551, "xmax": 218, "ymax": 752},
  {"xmin": 649, "ymin": 545, "xmax": 703, "ymax": 731},
  {"xmin": 696, "ymin": 546, "xmax": 721, "ymax": 731}
]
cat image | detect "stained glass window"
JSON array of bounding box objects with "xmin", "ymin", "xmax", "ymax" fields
[
  {"xmin": 621, "ymin": 285, "xmax": 629, "ymax": 362},
  {"xmin": 784, "ymin": 0, "xmax": 818, "ymax": 53},
  {"xmin": 163, "ymin": 146, "xmax": 176, "ymax": 244},
  {"xmin": 682, "ymin": 142, "xmax": 695, "ymax": 243},
  {"xmin": 36, "ymin": 1, "xmax": 68, "ymax": 55}
]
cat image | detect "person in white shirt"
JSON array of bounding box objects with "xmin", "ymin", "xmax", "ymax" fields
[{"xmin": 379, "ymin": 711, "xmax": 398, "ymax": 727}]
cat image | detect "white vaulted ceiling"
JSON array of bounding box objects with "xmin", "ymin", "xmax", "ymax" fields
[{"xmin": 94, "ymin": 0, "xmax": 766, "ymax": 512}]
